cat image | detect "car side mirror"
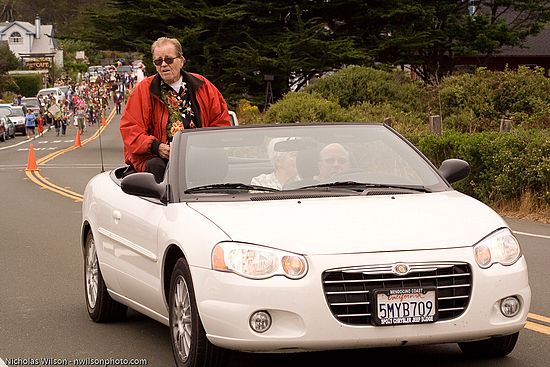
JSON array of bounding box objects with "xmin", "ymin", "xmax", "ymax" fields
[
  {"xmin": 121, "ymin": 172, "xmax": 165, "ymax": 200},
  {"xmin": 439, "ymin": 159, "xmax": 470, "ymax": 184}
]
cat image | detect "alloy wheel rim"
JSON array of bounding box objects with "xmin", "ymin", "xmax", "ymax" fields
[
  {"xmin": 85, "ymin": 239, "xmax": 99, "ymax": 308},
  {"xmin": 172, "ymin": 275, "xmax": 192, "ymax": 361}
]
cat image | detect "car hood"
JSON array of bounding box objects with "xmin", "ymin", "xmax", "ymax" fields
[
  {"xmin": 10, "ymin": 116, "xmax": 25, "ymax": 124},
  {"xmin": 187, "ymin": 191, "xmax": 507, "ymax": 254}
]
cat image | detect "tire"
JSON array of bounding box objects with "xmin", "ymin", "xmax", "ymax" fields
[
  {"xmin": 0, "ymin": 132, "xmax": 4, "ymax": 142},
  {"xmin": 84, "ymin": 232, "xmax": 127, "ymax": 322},
  {"xmin": 169, "ymin": 257, "xmax": 227, "ymax": 367},
  {"xmin": 458, "ymin": 332, "xmax": 519, "ymax": 358}
]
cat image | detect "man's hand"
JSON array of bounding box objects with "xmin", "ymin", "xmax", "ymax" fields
[{"xmin": 158, "ymin": 143, "xmax": 170, "ymax": 159}]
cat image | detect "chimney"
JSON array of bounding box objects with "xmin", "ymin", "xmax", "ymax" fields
[{"xmin": 35, "ymin": 15, "xmax": 40, "ymax": 38}]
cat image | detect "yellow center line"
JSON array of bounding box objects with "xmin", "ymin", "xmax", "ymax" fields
[
  {"xmin": 525, "ymin": 321, "xmax": 550, "ymax": 335},
  {"xmin": 27, "ymin": 108, "xmax": 115, "ymax": 200},
  {"xmin": 25, "ymin": 170, "xmax": 83, "ymax": 202},
  {"xmin": 34, "ymin": 171, "xmax": 83, "ymax": 201},
  {"xmin": 37, "ymin": 108, "xmax": 115, "ymax": 165},
  {"xmin": 528, "ymin": 312, "xmax": 550, "ymax": 324}
]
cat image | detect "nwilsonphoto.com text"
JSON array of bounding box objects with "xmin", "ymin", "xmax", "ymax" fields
[{"xmin": 1, "ymin": 357, "xmax": 148, "ymax": 366}]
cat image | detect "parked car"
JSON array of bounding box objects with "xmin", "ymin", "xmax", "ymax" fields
[
  {"xmin": 81, "ymin": 123, "xmax": 530, "ymax": 367},
  {"xmin": 0, "ymin": 115, "xmax": 7, "ymax": 142},
  {"xmin": 36, "ymin": 87, "xmax": 66, "ymax": 104},
  {"xmin": 116, "ymin": 65, "xmax": 133, "ymax": 77},
  {"xmin": 0, "ymin": 114, "xmax": 15, "ymax": 141},
  {"xmin": 0, "ymin": 104, "xmax": 26, "ymax": 135},
  {"xmin": 21, "ymin": 97, "xmax": 42, "ymax": 113}
]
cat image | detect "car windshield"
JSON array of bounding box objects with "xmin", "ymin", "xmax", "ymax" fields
[
  {"xmin": 22, "ymin": 98, "xmax": 40, "ymax": 107},
  {"xmin": 9, "ymin": 107, "xmax": 25, "ymax": 117},
  {"xmin": 0, "ymin": 106, "xmax": 24, "ymax": 117},
  {"xmin": 176, "ymin": 124, "xmax": 449, "ymax": 195}
]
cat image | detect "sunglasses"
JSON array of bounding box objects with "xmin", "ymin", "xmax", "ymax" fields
[
  {"xmin": 321, "ymin": 157, "xmax": 349, "ymax": 165},
  {"xmin": 153, "ymin": 56, "xmax": 180, "ymax": 66}
]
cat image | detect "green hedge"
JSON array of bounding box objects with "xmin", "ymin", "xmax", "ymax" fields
[
  {"xmin": 438, "ymin": 66, "xmax": 550, "ymax": 132},
  {"xmin": 11, "ymin": 74, "xmax": 42, "ymax": 97},
  {"xmin": 264, "ymin": 92, "xmax": 351, "ymax": 123},
  {"xmin": 411, "ymin": 130, "xmax": 550, "ymax": 204},
  {"xmin": 257, "ymin": 66, "xmax": 550, "ymax": 207},
  {"xmin": 305, "ymin": 65, "xmax": 431, "ymax": 113}
]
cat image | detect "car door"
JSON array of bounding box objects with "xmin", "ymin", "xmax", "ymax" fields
[{"xmin": 101, "ymin": 190, "xmax": 166, "ymax": 313}]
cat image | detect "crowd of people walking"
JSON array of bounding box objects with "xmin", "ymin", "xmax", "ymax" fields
[{"xmin": 21, "ymin": 69, "xmax": 135, "ymax": 139}]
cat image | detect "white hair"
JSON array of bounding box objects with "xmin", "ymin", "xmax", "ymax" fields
[{"xmin": 267, "ymin": 137, "xmax": 297, "ymax": 166}]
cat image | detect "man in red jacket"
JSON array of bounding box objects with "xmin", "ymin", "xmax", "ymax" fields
[{"xmin": 120, "ymin": 37, "xmax": 230, "ymax": 182}]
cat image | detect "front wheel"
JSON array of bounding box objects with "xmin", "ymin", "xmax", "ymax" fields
[
  {"xmin": 458, "ymin": 332, "xmax": 519, "ymax": 358},
  {"xmin": 84, "ymin": 232, "xmax": 127, "ymax": 322},
  {"xmin": 169, "ymin": 257, "xmax": 227, "ymax": 367}
]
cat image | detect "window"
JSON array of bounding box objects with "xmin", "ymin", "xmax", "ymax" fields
[{"xmin": 9, "ymin": 32, "xmax": 22, "ymax": 44}]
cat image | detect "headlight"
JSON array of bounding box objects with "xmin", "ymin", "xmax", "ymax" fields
[
  {"xmin": 473, "ymin": 228, "xmax": 521, "ymax": 268},
  {"xmin": 212, "ymin": 242, "xmax": 308, "ymax": 279}
]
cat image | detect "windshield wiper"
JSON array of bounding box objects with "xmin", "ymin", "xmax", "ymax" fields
[
  {"xmin": 184, "ymin": 183, "xmax": 280, "ymax": 194},
  {"xmin": 300, "ymin": 181, "xmax": 432, "ymax": 193}
]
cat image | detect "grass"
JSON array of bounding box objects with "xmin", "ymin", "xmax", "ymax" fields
[{"xmin": 491, "ymin": 191, "xmax": 550, "ymax": 224}]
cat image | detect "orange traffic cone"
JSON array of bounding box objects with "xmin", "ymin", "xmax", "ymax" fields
[
  {"xmin": 26, "ymin": 143, "xmax": 38, "ymax": 171},
  {"xmin": 74, "ymin": 129, "xmax": 81, "ymax": 147},
  {"xmin": 101, "ymin": 114, "xmax": 106, "ymax": 126}
]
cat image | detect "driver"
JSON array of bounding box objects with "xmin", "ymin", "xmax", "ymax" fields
[{"xmin": 317, "ymin": 143, "xmax": 351, "ymax": 182}]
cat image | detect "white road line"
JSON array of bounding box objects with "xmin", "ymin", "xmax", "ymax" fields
[
  {"xmin": 513, "ymin": 231, "xmax": 550, "ymax": 240},
  {"xmin": 0, "ymin": 127, "xmax": 52, "ymax": 150}
]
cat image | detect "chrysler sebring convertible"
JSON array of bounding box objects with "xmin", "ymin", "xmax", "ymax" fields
[{"xmin": 80, "ymin": 123, "xmax": 530, "ymax": 367}]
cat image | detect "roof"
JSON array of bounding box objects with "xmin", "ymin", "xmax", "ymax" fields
[
  {"xmin": 0, "ymin": 21, "xmax": 35, "ymax": 35},
  {"xmin": 0, "ymin": 20, "xmax": 56, "ymax": 54},
  {"xmin": 497, "ymin": 28, "xmax": 550, "ymax": 57}
]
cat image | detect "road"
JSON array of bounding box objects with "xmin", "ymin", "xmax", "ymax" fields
[{"xmin": 0, "ymin": 108, "xmax": 549, "ymax": 366}]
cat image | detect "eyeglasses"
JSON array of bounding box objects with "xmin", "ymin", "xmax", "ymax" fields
[
  {"xmin": 153, "ymin": 56, "xmax": 179, "ymax": 66},
  {"xmin": 321, "ymin": 157, "xmax": 349, "ymax": 165}
]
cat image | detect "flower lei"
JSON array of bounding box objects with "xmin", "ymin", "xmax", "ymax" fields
[{"xmin": 160, "ymin": 81, "xmax": 196, "ymax": 142}]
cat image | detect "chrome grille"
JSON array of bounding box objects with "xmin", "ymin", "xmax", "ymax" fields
[{"xmin": 322, "ymin": 262, "xmax": 472, "ymax": 325}]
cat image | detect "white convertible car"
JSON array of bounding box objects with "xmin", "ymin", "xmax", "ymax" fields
[{"xmin": 81, "ymin": 123, "xmax": 530, "ymax": 367}]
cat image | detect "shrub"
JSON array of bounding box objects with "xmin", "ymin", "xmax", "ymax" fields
[
  {"xmin": 413, "ymin": 130, "xmax": 550, "ymax": 204},
  {"xmin": 236, "ymin": 99, "xmax": 262, "ymax": 125},
  {"xmin": 264, "ymin": 92, "xmax": 351, "ymax": 123},
  {"xmin": 12, "ymin": 74, "xmax": 42, "ymax": 97},
  {"xmin": 437, "ymin": 66, "xmax": 550, "ymax": 132},
  {"xmin": 0, "ymin": 75, "xmax": 19, "ymax": 98},
  {"xmin": 348, "ymin": 102, "xmax": 430, "ymax": 135},
  {"xmin": 305, "ymin": 65, "xmax": 430, "ymax": 113}
]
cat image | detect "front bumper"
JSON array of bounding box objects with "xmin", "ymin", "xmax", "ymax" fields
[
  {"xmin": 191, "ymin": 246, "xmax": 530, "ymax": 352},
  {"xmin": 14, "ymin": 124, "xmax": 26, "ymax": 134}
]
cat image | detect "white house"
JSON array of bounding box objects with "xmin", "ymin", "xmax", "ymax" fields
[{"xmin": 0, "ymin": 15, "xmax": 63, "ymax": 68}]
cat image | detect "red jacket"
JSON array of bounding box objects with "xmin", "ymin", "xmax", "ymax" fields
[{"xmin": 120, "ymin": 72, "xmax": 230, "ymax": 172}]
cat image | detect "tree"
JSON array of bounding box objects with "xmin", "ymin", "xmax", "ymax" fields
[
  {"xmin": 0, "ymin": 0, "xmax": 107, "ymax": 33},
  {"xmin": 62, "ymin": 0, "xmax": 550, "ymax": 101},
  {"xmin": 68, "ymin": 0, "xmax": 368, "ymax": 107},
  {"xmin": 0, "ymin": 41, "xmax": 20, "ymax": 97},
  {"xmin": 0, "ymin": 41, "xmax": 19, "ymax": 73},
  {"xmin": 367, "ymin": 0, "xmax": 550, "ymax": 83}
]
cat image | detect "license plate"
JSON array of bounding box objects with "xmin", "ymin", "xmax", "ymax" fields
[{"xmin": 373, "ymin": 287, "xmax": 438, "ymax": 326}]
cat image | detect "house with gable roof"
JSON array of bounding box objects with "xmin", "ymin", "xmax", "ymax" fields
[
  {"xmin": 455, "ymin": 2, "xmax": 550, "ymax": 77},
  {"xmin": 0, "ymin": 15, "xmax": 63, "ymax": 69}
]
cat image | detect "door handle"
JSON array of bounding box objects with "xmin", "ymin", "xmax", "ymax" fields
[{"xmin": 113, "ymin": 210, "xmax": 121, "ymax": 223}]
